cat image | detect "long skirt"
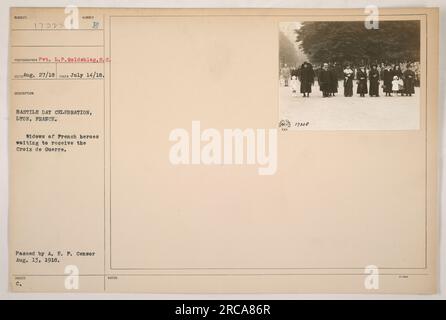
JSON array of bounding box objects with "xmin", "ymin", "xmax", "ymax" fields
[
  {"xmin": 300, "ymin": 81, "xmax": 312, "ymax": 93},
  {"xmin": 357, "ymin": 80, "xmax": 368, "ymax": 94},
  {"xmin": 383, "ymin": 80, "xmax": 393, "ymax": 93},
  {"xmin": 369, "ymin": 80, "xmax": 379, "ymax": 96},
  {"xmin": 404, "ymin": 79, "xmax": 415, "ymax": 94},
  {"xmin": 344, "ymin": 79, "xmax": 353, "ymax": 97}
]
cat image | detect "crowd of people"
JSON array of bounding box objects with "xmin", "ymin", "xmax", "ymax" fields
[{"xmin": 280, "ymin": 61, "xmax": 420, "ymax": 98}]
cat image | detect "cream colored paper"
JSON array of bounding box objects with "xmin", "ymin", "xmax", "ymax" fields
[{"xmin": 8, "ymin": 7, "xmax": 439, "ymax": 293}]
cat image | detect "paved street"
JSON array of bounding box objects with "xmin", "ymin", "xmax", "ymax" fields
[{"xmin": 279, "ymin": 81, "xmax": 420, "ymax": 130}]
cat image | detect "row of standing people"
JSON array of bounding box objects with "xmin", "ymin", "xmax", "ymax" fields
[
  {"xmin": 342, "ymin": 64, "xmax": 416, "ymax": 97},
  {"xmin": 281, "ymin": 62, "xmax": 417, "ymax": 98}
]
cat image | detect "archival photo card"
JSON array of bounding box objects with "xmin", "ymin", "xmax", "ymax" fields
[{"xmin": 279, "ymin": 20, "xmax": 422, "ymax": 131}]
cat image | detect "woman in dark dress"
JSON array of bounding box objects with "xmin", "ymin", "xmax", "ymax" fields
[
  {"xmin": 356, "ymin": 66, "xmax": 368, "ymax": 97},
  {"xmin": 318, "ymin": 63, "xmax": 331, "ymax": 97},
  {"xmin": 329, "ymin": 64, "xmax": 338, "ymax": 96},
  {"xmin": 298, "ymin": 62, "xmax": 315, "ymax": 97},
  {"xmin": 369, "ymin": 64, "xmax": 380, "ymax": 97},
  {"xmin": 383, "ymin": 65, "xmax": 394, "ymax": 96},
  {"xmin": 343, "ymin": 65, "xmax": 354, "ymax": 97},
  {"xmin": 393, "ymin": 65, "xmax": 403, "ymax": 95},
  {"xmin": 402, "ymin": 65, "xmax": 416, "ymax": 96},
  {"xmin": 393, "ymin": 65, "xmax": 403, "ymax": 79}
]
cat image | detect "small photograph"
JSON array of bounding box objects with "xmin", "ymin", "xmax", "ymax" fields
[{"xmin": 279, "ymin": 21, "xmax": 421, "ymax": 130}]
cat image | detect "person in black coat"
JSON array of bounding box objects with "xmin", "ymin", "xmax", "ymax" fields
[
  {"xmin": 318, "ymin": 63, "xmax": 332, "ymax": 97},
  {"xmin": 403, "ymin": 64, "xmax": 416, "ymax": 96},
  {"xmin": 383, "ymin": 65, "xmax": 394, "ymax": 96},
  {"xmin": 369, "ymin": 64, "xmax": 380, "ymax": 97},
  {"xmin": 343, "ymin": 65, "xmax": 354, "ymax": 97},
  {"xmin": 356, "ymin": 66, "xmax": 368, "ymax": 97},
  {"xmin": 329, "ymin": 64, "xmax": 338, "ymax": 96},
  {"xmin": 393, "ymin": 65, "xmax": 403, "ymax": 95},
  {"xmin": 393, "ymin": 65, "xmax": 403, "ymax": 79},
  {"xmin": 298, "ymin": 62, "xmax": 315, "ymax": 97}
]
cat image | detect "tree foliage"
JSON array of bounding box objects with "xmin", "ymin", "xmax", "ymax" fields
[
  {"xmin": 296, "ymin": 21, "xmax": 420, "ymax": 65},
  {"xmin": 279, "ymin": 31, "xmax": 299, "ymax": 66}
]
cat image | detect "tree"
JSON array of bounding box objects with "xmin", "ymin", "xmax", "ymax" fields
[
  {"xmin": 296, "ymin": 21, "xmax": 420, "ymax": 65},
  {"xmin": 279, "ymin": 31, "xmax": 299, "ymax": 66}
]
